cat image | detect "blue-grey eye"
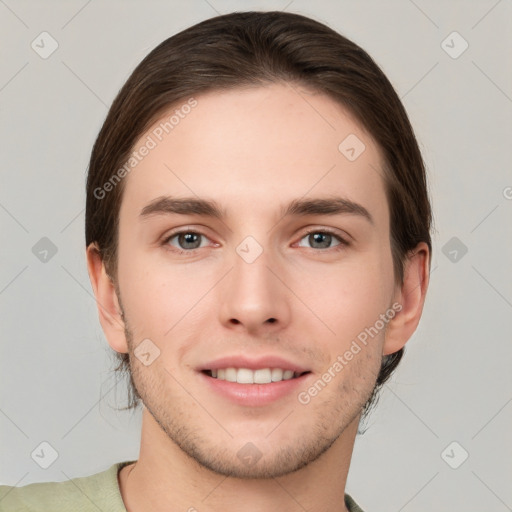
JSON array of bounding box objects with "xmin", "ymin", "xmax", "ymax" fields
[
  {"xmin": 298, "ymin": 231, "xmax": 344, "ymax": 250},
  {"xmin": 166, "ymin": 231, "xmax": 207, "ymax": 250}
]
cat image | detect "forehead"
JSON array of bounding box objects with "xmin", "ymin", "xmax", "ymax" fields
[{"xmin": 120, "ymin": 83, "xmax": 388, "ymax": 224}]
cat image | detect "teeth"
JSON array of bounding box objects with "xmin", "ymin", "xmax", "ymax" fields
[
  {"xmin": 237, "ymin": 368, "xmax": 254, "ymax": 384},
  {"xmin": 254, "ymin": 368, "xmax": 271, "ymax": 384},
  {"xmin": 271, "ymin": 368, "xmax": 283, "ymax": 381},
  {"xmin": 225, "ymin": 367, "xmax": 237, "ymax": 382},
  {"xmin": 209, "ymin": 367, "xmax": 302, "ymax": 383}
]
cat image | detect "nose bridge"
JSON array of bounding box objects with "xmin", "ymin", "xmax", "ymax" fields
[{"xmin": 218, "ymin": 233, "xmax": 291, "ymax": 330}]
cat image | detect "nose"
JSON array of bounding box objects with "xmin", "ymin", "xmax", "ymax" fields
[{"xmin": 218, "ymin": 242, "xmax": 291, "ymax": 335}]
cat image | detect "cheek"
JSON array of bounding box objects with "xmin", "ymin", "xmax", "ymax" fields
[
  {"xmin": 303, "ymin": 255, "xmax": 393, "ymax": 343},
  {"xmin": 117, "ymin": 218, "xmax": 395, "ymax": 349},
  {"xmin": 117, "ymin": 247, "xmax": 211, "ymax": 340},
  {"xmin": 116, "ymin": 238, "xmax": 167, "ymax": 334}
]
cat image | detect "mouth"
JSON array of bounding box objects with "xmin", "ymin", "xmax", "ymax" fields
[
  {"xmin": 197, "ymin": 355, "xmax": 313, "ymax": 406},
  {"xmin": 202, "ymin": 368, "xmax": 311, "ymax": 384}
]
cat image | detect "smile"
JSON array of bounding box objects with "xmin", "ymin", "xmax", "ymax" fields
[{"xmin": 203, "ymin": 368, "xmax": 309, "ymax": 383}]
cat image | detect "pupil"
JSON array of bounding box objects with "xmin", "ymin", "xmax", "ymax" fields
[
  {"xmin": 180, "ymin": 233, "xmax": 200, "ymax": 249},
  {"xmin": 312, "ymin": 233, "xmax": 330, "ymax": 248}
]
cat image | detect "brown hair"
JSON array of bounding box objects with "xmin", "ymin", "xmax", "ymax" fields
[{"xmin": 86, "ymin": 11, "xmax": 432, "ymax": 421}]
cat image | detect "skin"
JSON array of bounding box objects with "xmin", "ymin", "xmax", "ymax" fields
[{"xmin": 87, "ymin": 82, "xmax": 429, "ymax": 512}]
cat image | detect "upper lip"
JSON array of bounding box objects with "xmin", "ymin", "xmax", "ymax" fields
[{"xmin": 199, "ymin": 355, "xmax": 310, "ymax": 373}]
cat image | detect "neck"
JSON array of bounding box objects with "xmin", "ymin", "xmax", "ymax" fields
[{"xmin": 119, "ymin": 408, "xmax": 360, "ymax": 512}]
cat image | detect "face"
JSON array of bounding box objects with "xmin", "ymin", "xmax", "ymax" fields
[{"xmin": 113, "ymin": 82, "xmax": 398, "ymax": 478}]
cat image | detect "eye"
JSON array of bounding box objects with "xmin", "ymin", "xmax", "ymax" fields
[
  {"xmin": 161, "ymin": 228, "xmax": 349, "ymax": 255},
  {"xmin": 296, "ymin": 229, "xmax": 349, "ymax": 251},
  {"xmin": 163, "ymin": 230, "xmax": 210, "ymax": 252}
]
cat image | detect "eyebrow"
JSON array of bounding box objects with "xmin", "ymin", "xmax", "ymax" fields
[{"xmin": 139, "ymin": 195, "xmax": 374, "ymax": 225}]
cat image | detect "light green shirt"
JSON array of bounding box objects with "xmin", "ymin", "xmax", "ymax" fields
[{"xmin": 0, "ymin": 460, "xmax": 365, "ymax": 511}]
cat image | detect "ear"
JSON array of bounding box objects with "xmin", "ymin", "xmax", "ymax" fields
[
  {"xmin": 382, "ymin": 242, "xmax": 430, "ymax": 356},
  {"xmin": 86, "ymin": 243, "xmax": 128, "ymax": 354}
]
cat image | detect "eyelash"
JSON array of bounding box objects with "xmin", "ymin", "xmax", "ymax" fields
[
  {"xmin": 161, "ymin": 228, "xmax": 350, "ymax": 255},
  {"xmin": 299, "ymin": 228, "xmax": 350, "ymax": 251}
]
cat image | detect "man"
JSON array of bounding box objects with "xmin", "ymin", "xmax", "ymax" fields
[{"xmin": 0, "ymin": 10, "xmax": 431, "ymax": 512}]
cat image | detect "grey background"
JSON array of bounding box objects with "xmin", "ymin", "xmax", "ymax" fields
[{"xmin": 1, "ymin": 1, "xmax": 511, "ymax": 510}]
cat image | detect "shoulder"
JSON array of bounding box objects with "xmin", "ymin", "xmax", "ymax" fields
[
  {"xmin": 345, "ymin": 492, "xmax": 366, "ymax": 512},
  {"xmin": 0, "ymin": 461, "xmax": 134, "ymax": 512}
]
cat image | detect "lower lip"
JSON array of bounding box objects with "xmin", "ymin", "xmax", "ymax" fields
[{"xmin": 199, "ymin": 371, "xmax": 311, "ymax": 407}]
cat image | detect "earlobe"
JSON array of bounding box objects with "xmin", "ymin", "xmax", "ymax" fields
[
  {"xmin": 86, "ymin": 243, "xmax": 128, "ymax": 354},
  {"xmin": 382, "ymin": 242, "xmax": 430, "ymax": 356}
]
